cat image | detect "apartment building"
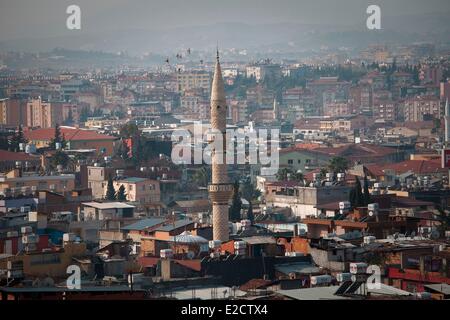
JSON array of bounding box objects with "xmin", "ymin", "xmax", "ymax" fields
[
  {"xmin": 402, "ymin": 96, "xmax": 441, "ymax": 122},
  {"xmin": 373, "ymin": 100, "xmax": 397, "ymax": 121},
  {"xmin": 0, "ymin": 169, "xmax": 75, "ymax": 196},
  {"xmin": 177, "ymin": 71, "xmax": 211, "ymax": 93},
  {"xmin": 87, "ymin": 165, "xmax": 115, "ymax": 199},
  {"xmin": 110, "ymin": 177, "xmax": 160, "ymax": 204},
  {"xmin": 26, "ymin": 97, "xmax": 62, "ymax": 128},
  {"xmin": 0, "ymin": 98, "xmax": 27, "ymax": 127}
]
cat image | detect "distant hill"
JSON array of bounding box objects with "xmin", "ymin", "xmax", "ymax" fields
[{"xmin": 0, "ymin": 12, "xmax": 449, "ymax": 55}]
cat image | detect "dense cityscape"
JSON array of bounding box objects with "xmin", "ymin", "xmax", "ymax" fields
[{"xmin": 0, "ymin": 0, "xmax": 449, "ymax": 306}]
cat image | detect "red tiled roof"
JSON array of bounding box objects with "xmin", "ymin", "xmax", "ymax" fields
[
  {"xmin": 364, "ymin": 164, "xmax": 387, "ymax": 177},
  {"xmin": 24, "ymin": 127, "xmax": 116, "ymax": 142},
  {"xmin": 0, "ymin": 150, "xmax": 38, "ymax": 162},
  {"xmin": 380, "ymin": 159, "xmax": 445, "ymax": 175},
  {"xmin": 240, "ymin": 279, "xmax": 273, "ymax": 291},
  {"xmin": 138, "ymin": 256, "xmax": 202, "ymax": 272},
  {"xmin": 313, "ymin": 144, "xmax": 397, "ymax": 158},
  {"xmin": 294, "ymin": 143, "xmax": 321, "ymax": 150},
  {"xmin": 304, "ymin": 168, "xmax": 322, "ymax": 181},
  {"xmin": 393, "ymin": 197, "xmax": 434, "ymax": 207},
  {"xmin": 401, "ymin": 121, "xmax": 435, "ymax": 130},
  {"xmin": 315, "ymin": 201, "xmax": 341, "ymax": 210},
  {"xmin": 174, "ymin": 259, "xmax": 202, "ymax": 272},
  {"xmin": 138, "ymin": 257, "xmax": 159, "ymax": 267}
]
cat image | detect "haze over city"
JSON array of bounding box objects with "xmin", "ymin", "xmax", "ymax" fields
[
  {"xmin": 0, "ymin": 0, "xmax": 449, "ymax": 308},
  {"xmin": 0, "ymin": 0, "xmax": 449, "ymax": 54}
]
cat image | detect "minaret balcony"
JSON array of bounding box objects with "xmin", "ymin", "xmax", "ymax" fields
[{"xmin": 208, "ymin": 183, "xmax": 233, "ymax": 203}]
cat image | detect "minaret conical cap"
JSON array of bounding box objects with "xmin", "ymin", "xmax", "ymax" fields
[{"xmin": 211, "ymin": 52, "xmax": 226, "ymax": 103}]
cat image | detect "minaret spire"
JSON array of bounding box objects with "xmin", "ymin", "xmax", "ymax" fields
[{"xmin": 445, "ymin": 99, "xmax": 450, "ymax": 146}]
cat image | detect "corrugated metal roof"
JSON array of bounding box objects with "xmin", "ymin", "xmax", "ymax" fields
[
  {"xmin": 275, "ymin": 263, "xmax": 321, "ymax": 275},
  {"xmin": 82, "ymin": 202, "xmax": 135, "ymax": 209},
  {"xmin": 118, "ymin": 177, "xmax": 149, "ymax": 183},
  {"xmin": 172, "ymin": 199, "xmax": 210, "ymax": 208},
  {"xmin": 122, "ymin": 218, "xmax": 165, "ymax": 231},
  {"xmin": 155, "ymin": 219, "xmax": 195, "ymax": 232},
  {"xmin": 367, "ymin": 283, "xmax": 412, "ymax": 296},
  {"xmin": 241, "ymin": 236, "xmax": 277, "ymax": 245},
  {"xmin": 278, "ymin": 286, "xmax": 350, "ymax": 300},
  {"xmin": 424, "ymin": 283, "xmax": 450, "ymax": 295}
]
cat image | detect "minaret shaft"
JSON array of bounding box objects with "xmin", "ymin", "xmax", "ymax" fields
[{"xmin": 208, "ymin": 52, "xmax": 233, "ymax": 242}]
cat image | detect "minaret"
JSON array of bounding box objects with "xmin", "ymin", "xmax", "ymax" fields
[
  {"xmin": 209, "ymin": 50, "xmax": 233, "ymax": 242},
  {"xmin": 445, "ymin": 99, "xmax": 450, "ymax": 146}
]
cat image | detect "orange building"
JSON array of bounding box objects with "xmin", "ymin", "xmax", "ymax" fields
[
  {"xmin": 0, "ymin": 98, "xmax": 27, "ymax": 127},
  {"xmin": 24, "ymin": 127, "xmax": 117, "ymax": 156}
]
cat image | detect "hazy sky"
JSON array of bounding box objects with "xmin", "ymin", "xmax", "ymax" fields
[{"xmin": 1, "ymin": 0, "xmax": 449, "ymax": 41}]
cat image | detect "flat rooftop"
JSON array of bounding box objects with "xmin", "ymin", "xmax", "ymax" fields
[{"xmin": 82, "ymin": 202, "xmax": 135, "ymax": 210}]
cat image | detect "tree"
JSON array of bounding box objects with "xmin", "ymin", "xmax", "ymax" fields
[
  {"xmin": 64, "ymin": 109, "xmax": 74, "ymax": 125},
  {"xmin": 240, "ymin": 178, "xmax": 261, "ymax": 201},
  {"xmin": 319, "ymin": 168, "xmax": 328, "ymax": 180},
  {"xmin": 117, "ymin": 139, "xmax": 130, "ymax": 161},
  {"xmin": 61, "ymin": 134, "xmax": 67, "ymax": 150},
  {"xmin": 328, "ymin": 156, "xmax": 349, "ymax": 174},
  {"xmin": 105, "ymin": 176, "xmax": 116, "ymax": 201},
  {"xmin": 349, "ymin": 176, "xmax": 364, "ymax": 208},
  {"xmin": 9, "ymin": 125, "xmax": 28, "ymax": 152},
  {"xmin": 93, "ymin": 108, "xmax": 103, "ymax": 117},
  {"xmin": 229, "ymin": 181, "xmax": 242, "ymax": 222},
  {"xmin": 79, "ymin": 106, "xmax": 91, "ymax": 123},
  {"xmin": 50, "ymin": 151, "xmax": 70, "ymax": 170},
  {"xmin": 0, "ymin": 135, "xmax": 9, "ymax": 150},
  {"xmin": 116, "ymin": 184, "xmax": 127, "ymax": 202},
  {"xmin": 247, "ymin": 202, "xmax": 254, "ymax": 224},
  {"xmin": 49, "ymin": 124, "xmax": 66, "ymax": 150},
  {"xmin": 120, "ymin": 123, "xmax": 140, "ymax": 138},
  {"xmin": 193, "ymin": 166, "xmax": 211, "ymax": 187},
  {"xmin": 119, "ymin": 123, "xmax": 145, "ymax": 164},
  {"xmin": 292, "ymin": 171, "xmax": 304, "ymax": 182},
  {"xmin": 363, "ymin": 175, "xmax": 371, "ymax": 206},
  {"xmin": 412, "ymin": 65, "xmax": 420, "ymax": 85},
  {"xmin": 436, "ymin": 209, "xmax": 449, "ymax": 238},
  {"xmin": 276, "ymin": 168, "xmax": 292, "ymax": 181}
]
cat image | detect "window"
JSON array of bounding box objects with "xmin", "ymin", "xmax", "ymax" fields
[
  {"xmin": 298, "ymin": 160, "xmax": 301, "ymax": 164},
  {"xmin": 288, "ymin": 159, "xmax": 293, "ymax": 165}
]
